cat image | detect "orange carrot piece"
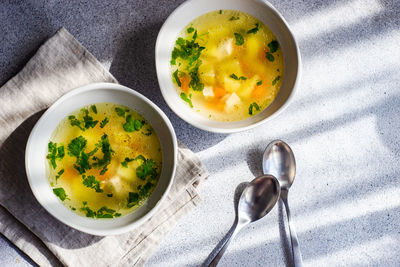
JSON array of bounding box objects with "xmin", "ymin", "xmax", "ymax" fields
[{"xmin": 180, "ymin": 76, "xmax": 189, "ymax": 93}]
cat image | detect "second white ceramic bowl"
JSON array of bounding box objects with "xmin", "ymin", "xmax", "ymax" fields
[
  {"xmin": 156, "ymin": 0, "xmax": 301, "ymax": 133},
  {"xmin": 25, "ymin": 83, "xmax": 177, "ymax": 236}
]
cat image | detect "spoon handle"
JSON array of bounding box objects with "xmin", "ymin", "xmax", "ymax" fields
[
  {"xmin": 281, "ymin": 190, "xmax": 304, "ymax": 267},
  {"xmin": 204, "ymin": 221, "xmax": 244, "ymax": 267}
]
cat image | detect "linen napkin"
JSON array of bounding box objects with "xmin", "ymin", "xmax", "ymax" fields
[{"xmin": 0, "ymin": 27, "xmax": 209, "ymax": 266}]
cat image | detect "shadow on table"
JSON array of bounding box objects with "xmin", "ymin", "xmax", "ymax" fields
[{"xmin": 0, "ymin": 111, "xmax": 103, "ymax": 250}]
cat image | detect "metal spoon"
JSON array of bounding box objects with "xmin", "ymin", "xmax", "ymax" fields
[
  {"xmin": 205, "ymin": 175, "xmax": 281, "ymax": 267},
  {"xmin": 262, "ymin": 140, "xmax": 303, "ymax": 267}
]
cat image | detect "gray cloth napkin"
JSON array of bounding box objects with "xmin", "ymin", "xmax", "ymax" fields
[{"xmin": 0, "ymin": 27, "xmax": 209, "ymax": 267}]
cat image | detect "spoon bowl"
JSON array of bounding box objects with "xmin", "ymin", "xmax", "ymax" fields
[
  {"xmin": 239, "ymin": 175, "xmax": 281, "ymax": 222},
  {"xmin": 205, "ymin": 174, "xmax": 280, "ymax": 266},
  {"xmin": 262, "ymin": 140, "xmax": 296, "ymax": 189}
]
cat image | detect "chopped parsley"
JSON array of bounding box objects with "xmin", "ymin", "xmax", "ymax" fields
[
  {"xmin": 82, "ymin": 109, "xmax": 98, "ymax": 129},
  {"xmin": 55, "ymin": 169, "xmax": 64, "ymax": 182},
  {"xmin": 127, "ymin": 192, "xmax": 140, "ymax": 208},
  {"xmin": 230, "ymin": 74, "xmax": 247, "ymax": 80},
  {"xmin": 115, "ymin": 107, "xmax": 126, "ymax": 117},
  {"xmin": 219, "ymin": 10, "xmax": 222, "ymax": 14},
  {"xmin": 68, "ymin": 115, "xmax": 84, "ymax": 131},
  {"xmin": 142, "ymin": 128, "xmax": 152, "ymax": 136},
  {"xmin": 53, "ymin": 187, "xmax": 68, "ymax": 201},
  {"xmin": 123, "ymin": 115, "xmax": 143, "ymax": 132},
  {"xmin": 121, "ymin": 157, "xmax": 134, "ymax": 168},
  {"xmin": 67, "ymin": 136, "xmax": 91, "ymax": 174},
  {"xmin": 249, "ymin": 102, "xmax": 261, "ymax": 115},
  {"xmin": 265, "ymin": 52, "xmax": 274, "ymax": 62},
  {"xmin": 268, "ymin": 40, "xmax": 279, "ymax": 53},
  {"xmin": 187, "ymin": 27, "xmax": 195, "ymax": 33},
  {"xmin": 92, "ymin": 134, "xmax": 113, "ymax": 175},
  {"xmin": 257, "ymin": 80, "xmax": 263, "ymax": 86},
  {"xmin": 272, "ymin": 75, "xmax": 281, "ymax": 85},
  {"xmin": 80, "ymin": 202, "xmax": 120, "ymax": 218},
  {"xmin": 229, "ymin": 16, "xmax": 240, "ymax": 21},
  {"xmin": 247, "ymin": 23, "xmax": 260, "ymax": 34},
  {"xmin": 82, "ymin": 175, "xmax": 103, "ymax": 193},
  {"xmin": 100, "ymin": 117, "xmax": 109, "ymax": 128},
  {"xmin": 136, "ymin": 157, "xmax": 158, "ymax": 181},
  {"xmin": 139, "ymin": 182, "xmax": 153, "ymax": 197},
  {"xmin": 107, "ymin": 193, "xmax": 113, "ymax": 197},
  {"xmin": 96, "ymin": 206, "xmax": 117, "ymax": 218},
  {"xmin": 46, "ymin": 142, "xmax": 64, "ymax": 169},
  {"xmin": 180, "ymin": 92, "xmax": 193, "ymax": 108},
  {"xmin": 90, "ymin": 105, "xmax": 97, "ymax": 114},
  {"xmin": 234, "ymin": 33, "xmax": 244, "ymax": 46},
  {"xmin": 170, "ymin": 29, "xmax": 205, "ymax": 91},
  {"xmin": 173, "ymin": 70, "xmax": 181, "ymax": 87},
  {"xmin": 68, "ymin": 108, "xmax": 98, "ymax": 130}
]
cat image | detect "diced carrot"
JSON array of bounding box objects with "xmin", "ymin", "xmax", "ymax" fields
[
  {"xmin": 180, "ymin": 76, "xmax": 189, "ymax": 93},
  {"xmin": 213, "ymin": 87, "xmax": 226, "ymax": 98},
  {"xmin": 252, "ymin": 84, "xmax": 267, "ymax": 99},
  {"xmin": 207, "ymin": 98, "xmax": 225, "ymax": 111}
]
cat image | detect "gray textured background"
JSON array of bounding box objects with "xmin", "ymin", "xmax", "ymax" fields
[{"xmin": 1, "ymin": 0, "xmax": 400, "ymax": 266}]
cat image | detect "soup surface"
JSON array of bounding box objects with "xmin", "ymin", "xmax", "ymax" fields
[
  {"xmin": 170, "ymin": 10, "xmax": 284, "ymax": 121},
  {"xmin": 46, "ymin": 103, "xmax": 162, "ymax": 218}
]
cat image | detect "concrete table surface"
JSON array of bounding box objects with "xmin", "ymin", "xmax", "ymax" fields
[{"xmin": 1, "ymin": 0, "xmax": 399, "ymax": 266}]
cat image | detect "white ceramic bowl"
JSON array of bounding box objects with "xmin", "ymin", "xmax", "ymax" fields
[
  {"xmin": 25, "ymin": 83, "xmax": 177, "ymax": 236},
  {"xmin": 156, "ymin": 0, "xmax": 301, "ymax": 133}
]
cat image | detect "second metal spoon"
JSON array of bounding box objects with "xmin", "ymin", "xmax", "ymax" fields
[{"xmin": 262, "ymin": 140, "xmax": 303, "ymax": 267}]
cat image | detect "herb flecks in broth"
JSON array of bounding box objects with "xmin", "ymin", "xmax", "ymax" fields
[
  {"xmin": 46, "ymin": 103, "xmax": 162, "ymax": 218},
  {"xmin": 170, "ymin": 10, "xmax": 284, "ymax": 122}
]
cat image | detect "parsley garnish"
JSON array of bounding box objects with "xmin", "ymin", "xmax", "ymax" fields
[
  {"xmin": 68, "ymin": 109, "xmax": 98, "ymax": 130},
  {"xmin": 180, "ymin": 92, "xmax": 193, "ymax": 108},
  {"xmin": 82, "ymin": 175, "xmax": 103, "ymax": 192},
  {"xmin": 219, "ymin": 10, "xmax": 222, "ymax": 14},
  {"xmin": 127, "ymin": 192, "xmax": 140, "ymax": 208},
  {"xmin": 115, "ymin": 107, "xmax": 126, "ymax": 117},
  {"xmin": 234, "ymin": 33, "xmax": 244, "ymax": 46},
  {"xmin": 136, "ymin": 157, "xmax": 158, "ymax": 181},
  {"xmin": 90, "ymin": 105, "xmax": 97, "ymax": 114},
  {"xmin": 107, "ymin": 193, "xmax": 113, "ymax": 197},
  {"xmin": 272, "ymin": 75, "xmax": 281, "ymax": 85},
  {"xmin": 67, "ymin": 136, "xmax": 91, "ymax": 174},
  {"xmin": 229, "ymin": 16, "xmax": 240, "ymax": 21},
  {"xmin": 68, "ymin": 115, "xmax": 84, "ymax": 130},
  {"xmin": 47, "ymin": 142, "xmax": 64, "ymax": 169},
  {"xmin": 187, "ymin": 27, "xmax": 195, "ymax": 33},
  {"xmin": 257, "ymin": 80, "xmax": 263, "ymax": 86},
  {"xmin": 96, "ymin": 206, "xmax": 116, "ymax": 218},
  {"xmin": 82, "ymin": 109, "xmax": 98, "ymax": 129},
  {"xmin": 121, "ymin": 157, "xmax": 134, "ymax": 168},
  {"xmin": 53, "ymin": 187, "xmax": 68, "ymax": 201},
  {"xmin": 249, "ymin": 102, "xmax": 261, "ymax": 115},
  {"xmin": 247, "ymin": 23, "xmax": 260, "ymax": 34},
  {"xmin": 123, "ymin": 115, "xmax": 143, "ymax": 132},
  {"xmin": 142, "ymin": 128, "xmax": 152, "ymax": 136},
  {"xmin": 265, "ymin": 52, "xmax": 274, "ymax": 62},
  {"xmin": 170, "ymin": 29, "xmax": 205, "ymax": 92},
  {"xmin": 92, "ymin": 134, "xmax": 113, "ymax": 175},
  {"xmin": 55, "ymin": 169, "xmax": 64, "ymax": 182},
  {"xmin": 173, "ymin": 70, "xmax": 181, "ymax": 87},
  {"xmin": 80, "ymin": 202, "xmax": 120, "ymax": 218},
  {"xmin": 268, "ymin": 40, "xmax": 279, "ymax": 53},
  {"xmin": 100, "ymin": 117, "xmax": 109, "ymax": 128},
  {"xmin": 230, "ymin": 74, "xmax": 247, "ymax": 80}
]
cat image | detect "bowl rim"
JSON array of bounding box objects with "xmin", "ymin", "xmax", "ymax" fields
[
  {"xmin": 155, "ymin": 0, "xmax": 302, "ymax": 133},
  {"xmin": 25, "ymin": 82, "xmax": 178, "ymax": 236}
]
